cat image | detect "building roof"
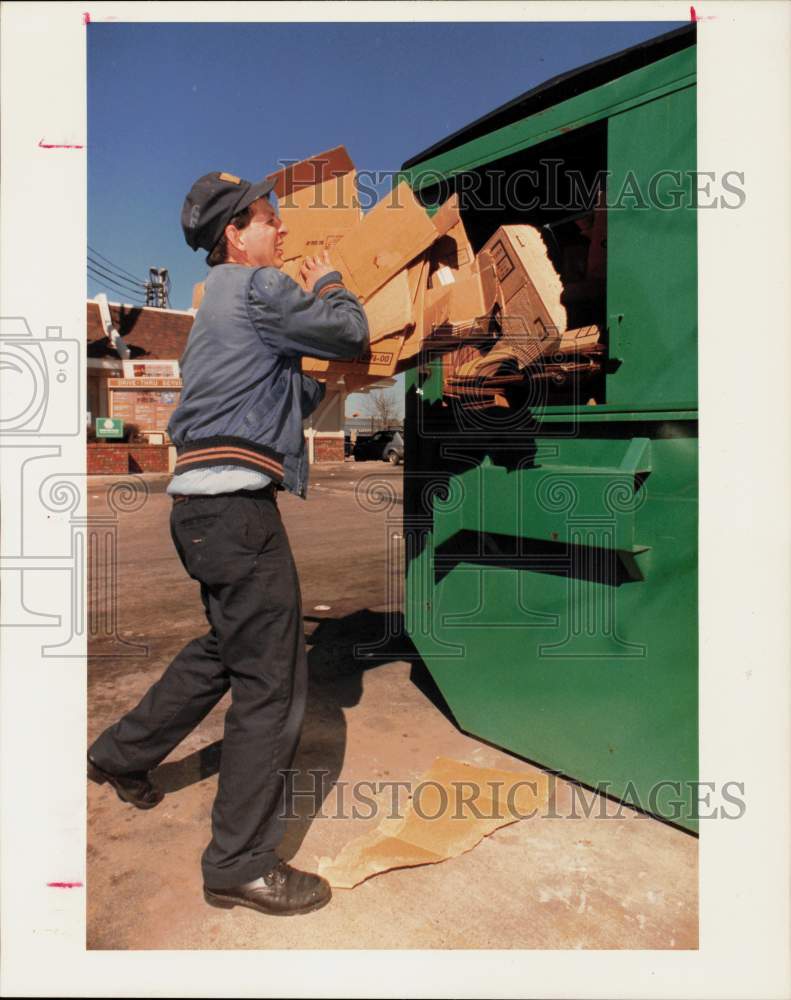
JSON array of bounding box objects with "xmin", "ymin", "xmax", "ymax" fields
[
  {"xmin": 401, "ymin": 24, "xmax": 696, "ymax": 170},
  {"xmin": 87, "ymin": 300, "xmax": 194, "ymax": 360},
  {"xmin": 86, "ymin": 302, "xmax": 397, "ymax": 394}
]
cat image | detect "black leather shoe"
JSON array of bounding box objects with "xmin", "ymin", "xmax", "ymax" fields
[
  {"xmin": 203, "ymin": 861, "xmax": 331, "ymax": 916},
  {"xmin": 87, "ymin": 754, "xmax": 163, "ymax": 809}
]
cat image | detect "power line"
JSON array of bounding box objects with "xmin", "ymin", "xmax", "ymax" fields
[
  {"xmin": 87, "ymin": 259, "xmax": 147, "ymax": 294},
  {"xmin": 87, "ymin": 255, "xmax": 147, "ymax": 289},
  {"xmin": 87, "ymin": 266, "xmax": 145, "ymax": 304},
  {"xmin": 87, "ymin": 270, "xmax": 145, "ymax": 303},
  {"xmin": 87, "ymin": 256, "xmax": 146, "ymax": 289},
  {"xmin": 87, "ymin": 244, "xmax": 147, "ymax": 285},
  {"xmin": 87, "ymin": 282, "xmax": 143, "ymax": 305},
  {"xmin": 86, "ymin": 250, "xmax": 172, "ymax": 309},
  {"xmin": 87, "ymin": 259, "xmax": 145, "ymax": 296}
]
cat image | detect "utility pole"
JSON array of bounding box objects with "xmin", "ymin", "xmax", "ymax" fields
[{"xmin": 145, "ymin": 267, "xmax": 171, "ymax": 308}]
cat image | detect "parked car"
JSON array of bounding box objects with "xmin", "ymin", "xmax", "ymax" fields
[{"xmin": 352, "ymin": 430, "xmax": 404, "ymax": 465}]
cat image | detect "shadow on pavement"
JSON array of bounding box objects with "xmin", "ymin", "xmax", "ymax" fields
[
  {"xmin": 152, "ymin": 609, "xmax": 454, "ymax": 861},
  {"xmin": 280, "ymin": 609, "xmax": 419, "ymax": 861}
]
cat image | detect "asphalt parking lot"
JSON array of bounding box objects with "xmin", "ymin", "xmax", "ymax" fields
[{"xmin": 87, "ymin": 459, "xmax": 698, "ymax": 950}]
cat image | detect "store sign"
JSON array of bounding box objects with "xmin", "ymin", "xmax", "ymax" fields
[
  {"xmin": 122, "ymin": 359, "xmax": 180, "ymax": 379},
  {"xmin": 107, "ymin": 380, "xmax": 181, "ymax": 432},
  {"xmin": 96, "ymin": 417, "xmax": 124, "ymax": 439},
  {"xmin": 107, "ymin": 378, "xmax": 181, "ymax": 388}
]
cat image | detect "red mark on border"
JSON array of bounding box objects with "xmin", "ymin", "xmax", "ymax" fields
[
  {"xmin": 83, "ymin": 12, "xmax": 91, "ymax": 24},
  {"xmin": 690, "ymin": 5, "xmax": 697, "ymax": 19},
  {"xmin": 38, "ymin": 139, "xmax": 84, "ymax": 150},
  {"xmin": 47, "ymin": 881, "xmax": 83, "ymax": 889}
]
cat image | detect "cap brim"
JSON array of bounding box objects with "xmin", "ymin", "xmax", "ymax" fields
[{"xmin": 233, "ymin": 177, "xmax": 278, "ymax": 216}]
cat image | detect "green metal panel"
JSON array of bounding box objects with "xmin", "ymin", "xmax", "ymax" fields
[
  {"xmin": 399, "ymin": 47, "xmax": 695, "ymax": 193},
  {"xmin": 403, "ymin": 42, "xmax": 699, "ymax": 830},
  {"xmin": 606, "ymin": 85, "xmax": 698, "ymax": 407},
  {"xmin": 404, "ymin": 418, "xmax": 698, "ymax": 828}
]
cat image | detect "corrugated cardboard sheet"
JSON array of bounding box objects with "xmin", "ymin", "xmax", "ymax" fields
[{"xmin": 318, "ymin": 757, "xmax": 550, "ymax": 889}]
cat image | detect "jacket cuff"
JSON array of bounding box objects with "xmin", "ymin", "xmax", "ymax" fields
[{"xmin": 313, "ymin": 270, "xmax": 345, "ymax": 297}]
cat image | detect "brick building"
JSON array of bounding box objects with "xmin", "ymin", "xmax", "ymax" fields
[{"xmin": 87, "ymin": 298, "xmax": 391, "ymax": 467}]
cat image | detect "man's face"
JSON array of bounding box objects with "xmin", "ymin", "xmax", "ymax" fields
[{"xmin": 230, "ymin": 197, "xmax": 288, "ymax": 269}]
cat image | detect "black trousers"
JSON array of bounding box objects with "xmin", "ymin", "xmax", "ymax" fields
[{"xmin": 89, "ymin": 487, "xmax": 307, "ymax": 889}]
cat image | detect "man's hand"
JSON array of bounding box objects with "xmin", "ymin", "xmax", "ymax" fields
[{"xmin": 300, "ymin": 251, "xmax": 335, "ymax": 292}]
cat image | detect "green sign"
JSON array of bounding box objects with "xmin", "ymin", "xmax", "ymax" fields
[{"xmin": 96, "ymin": 417, "xmax": 123, "ymax": 439}]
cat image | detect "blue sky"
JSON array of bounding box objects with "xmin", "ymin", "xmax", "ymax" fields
[{"xmin": 88, "ymin": 19, "xmax": 682, "ymax": 416}]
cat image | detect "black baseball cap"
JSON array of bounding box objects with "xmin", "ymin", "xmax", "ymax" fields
[{"xmin": 181, "ymin": 171, "xmax": 277, "ymax": 253}]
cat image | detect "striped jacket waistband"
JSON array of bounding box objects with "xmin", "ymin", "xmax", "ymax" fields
[{"xmin": 174, "ymin": 436, "xmax": 285, "ymax": 481}]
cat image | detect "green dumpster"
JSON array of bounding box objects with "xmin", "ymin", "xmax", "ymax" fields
[{"xmin": 399, "ymin": 25, "xmax": 699, "ymax": 830}]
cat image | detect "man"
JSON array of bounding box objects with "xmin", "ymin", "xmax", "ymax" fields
[{"xmin": 88, "ymin": 169, "xmax": 369, "ymax": 917}]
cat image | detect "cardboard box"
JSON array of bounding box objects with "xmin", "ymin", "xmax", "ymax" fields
[
  {"xmin": 425, "ymin": 219, "xmax": 499, "ymax": 328},
  {"xmin": 300, "ymin": 195, "xmax": 467, "ymax": 379},
  {"xmin": 428, "ymin": 220, "xmax": 475, "ymax": 284},
  {"xmin": 555, "ymin": 324, "xmax": 600, "ymax": 354},
  {"xmin": 192, "ymin": 153, "xmax": 480, "ymax": 382},
  {"xmin": 443, "ymin": 323, "xmax": 602, "ymax": 393},
  {"xmin": 267, "ymin": 145, "xmax": 355, "ymax": 201},
  {"xmin": 301, "ymin": 334, "xmax": 407, "ymax": 380},
  {"xmin": 436, "ymin": 223, "xmax": 573, "ymax": 384},
  {"xmin": 481, "ymin": 224, "xmax": 567, "ymax": 337},
  {"xmin": 266, "ymin": 146, "xmax": 361, "ymax": 262},
  {"xmin": 397, "ymin": 231, "xmax": 500, "ymax": 369},
  {"xmin": 364, "ymin": 269, "xmax": 415, "ymax": 344},
  {"xmin": 330, "ymin": 184, "xmax": 458, "ymax": 301}
]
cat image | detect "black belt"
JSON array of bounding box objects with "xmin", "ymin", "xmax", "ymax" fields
[{"xmin": 172, "ymin": 483, "xmax": 278, "ymax": 504}]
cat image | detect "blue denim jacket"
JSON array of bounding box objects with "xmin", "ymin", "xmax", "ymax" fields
[{"xmin": 167, "ymin": 263, "xmax": 369, "ymax": 499}]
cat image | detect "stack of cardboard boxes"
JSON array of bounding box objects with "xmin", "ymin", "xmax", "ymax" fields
[{"xmin": 192, "ymin": 146, "xmax": 602, "ymax": 406}]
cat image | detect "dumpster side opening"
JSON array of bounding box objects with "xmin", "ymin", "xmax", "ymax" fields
[{"xmin": 417, "ymin": 121, "xmax": 609, "ymax": 406}]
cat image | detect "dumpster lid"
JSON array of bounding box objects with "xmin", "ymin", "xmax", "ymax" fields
[{"xmin": 401, "ymin": 23, "xmax": 696, "ymax": 171}]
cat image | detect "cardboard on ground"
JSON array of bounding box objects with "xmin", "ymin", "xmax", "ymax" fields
[{"xmin": 318, "ymin": 756, "xmax": 550, "ymax": 890}]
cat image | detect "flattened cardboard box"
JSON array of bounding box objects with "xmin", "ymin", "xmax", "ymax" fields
[
  {"xmin": 428, "ymin": 220, "xmax": 476, "ymax": 278},
  {"xmin": 301, "ymin": 195, "xmax": 463, "ymax": 377},
  {"xmin": 301, "ymin": 335, "xmax": 407, "ymax": 380},
  {"xmin": 398, "ymin": 227, "xmax": 500, "ymax": 368},
  {"xmin": 364, "ymin": 269, "xmax": 414, "ymax": 344},
  {"xmin": 266, "ymin": 146, "xmax": 361, "ymax": 263},
  {"xmin": 331, "ymin": 184, "xmax": 460, "ymax": 302},
  {"xmin": 267, "ymin": 145, "xmax": 354, "ymax": 200},
  {"xmin": 196, "ymin": 160, "xmax": 472, "ymax": 380}
]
